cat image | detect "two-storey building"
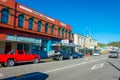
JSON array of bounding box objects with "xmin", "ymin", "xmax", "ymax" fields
[{"xmin": 0, "ymin": 0, "xmax": 72, "ymax": 56}]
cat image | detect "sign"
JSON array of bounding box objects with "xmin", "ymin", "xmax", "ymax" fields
[
  {"xmin": 61, "ymin": 39, "xmax": 69, "ymax": 44},
  {"xmin": 60, "ymin": 22, "xmax": 66, "ymax": 26},
  {"xmin": 19, "ymin": 5, "xmax": 55, "ymax": 22},
  {"xmin": 19, "ymin": 5, "xmax": 32, "ymax": 13},
  {"xmin": 1, "ymin": 0, "xmax": 6, "ymax": 2},
  {"xmin": 7, "ymin": 35, "xmax": 41, "ymax": 43}
]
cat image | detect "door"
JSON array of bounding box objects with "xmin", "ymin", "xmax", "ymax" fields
[{"xmin": 5, "ymin": 42, "xmax": 11, "ymax": 53}]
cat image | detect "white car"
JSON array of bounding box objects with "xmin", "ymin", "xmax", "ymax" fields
[{"xmin": 92, "ymin": 53, "xmax": 100, "ymax": 56}]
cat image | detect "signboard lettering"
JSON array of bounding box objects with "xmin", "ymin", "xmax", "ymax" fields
[{"xmin": 1, "ymin": 0, "xmax": 6, "ymax": 2}]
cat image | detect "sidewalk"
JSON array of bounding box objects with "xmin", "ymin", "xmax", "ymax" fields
[{"xmin": 40, "ymin": 58, "xmax": 53, "ymax": 63}]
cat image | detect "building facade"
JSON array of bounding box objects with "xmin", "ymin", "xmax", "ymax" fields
[
  {"xmin": 0, "ymin": 0, "xmax": 72, "ymax": 57},
  {"xmin": 73, "ymin": 33, "xmax": 98, "ymax": 54}
]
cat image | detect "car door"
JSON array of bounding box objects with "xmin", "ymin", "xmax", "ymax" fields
[
  {"xmin": 25, "ymin": 51, "xmax": 34, "ymax": 61},
  {"xmin": 16, "ymin": 50, "xmax": 26, "ymax": 62}
]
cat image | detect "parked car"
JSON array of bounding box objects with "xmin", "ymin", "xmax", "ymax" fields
[
  {"xmin": 92, "ymin": 52, "xmax": 100, "ymax": 56},
  {"xmin": 53, "ymin": 51, "xmax": 73, "ymax": 61},
  {"xmin": 108, "ymin": 51, "xmax": 119, "ymax": 58},
  {"xmin": 72, "ymin": 52, "xmax": 84, "ymax": 59},
  {"xmin": 0, "ymin": 50, "xmax": 40, "ymax": 67}
]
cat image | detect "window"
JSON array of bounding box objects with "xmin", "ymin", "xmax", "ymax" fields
[
  {"xmin": 69, "ymin": 31, "xmax": 71, "ymax": 39},
  {"xmin": 65, "ymin": 30, "xmax": 68, "ymax": 38},
  {"xmin": 18, "ymin": 14, "xmax": 24, "ymax": 27},
  {"xmin": 58, "ymin": 27, "xmax": 61, "ymax": 36},
  {"xmin": 38, "ymin": 21, "xmax": 42, "ymax": 32},
  {"xmin": 18, "ymin": 51, "xmax": 24, "ymax": 54},
  {"xmin": 28, "ymin": 18, "xmax": 34, "ymax": 30},
  {"xmin": 51, "ymin": 25, "xmax": 54, "ymax": 35},
  {"xmin": 45, "ymin": 23, "xmax": 48, "ymax": 33},
  {"xmin": 1, "ymin": 9, "xmax": 9, "ymax": 23},
  {"xmin": 62, "ymin": 29, "xmax": 64, "ymax": 38}
]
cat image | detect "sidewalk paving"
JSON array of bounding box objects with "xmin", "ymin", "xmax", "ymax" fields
[{"xmin": 40, "ymin": 58, "xmax": 53, "ymax": 63}]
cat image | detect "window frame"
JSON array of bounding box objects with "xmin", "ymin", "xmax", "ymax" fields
[
  {"xmin": 28, "ymin": 18, "xmax": 34, "ymax": 30},
  {"xmin": 1, "ymin": 8, "xmax": 9, "ymax": 23},
  {"xmin": 51, "ymin": 25, "xmax": 54, "ymax": 35},
  {"xmin": 58, "ymin": 27, "xmax": 61, "ymax": 36},
  {"xmin": 45, "ymin": 23, "xmax": 49, "ymax": 33},
  {"xmin": 37, "ymin": 21, "xmax": 42, "ymax": 32},
  {"xmin": 18, "ymin": 14, "xmax": 24, "ymax": 27},
  {"xmin": 62, "ymin": 28, "xmax": 64, "ymax": 38}
]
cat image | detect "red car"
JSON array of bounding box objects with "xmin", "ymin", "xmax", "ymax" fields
[{"xmin": 0, "ymin": 50, "xmax": 40, "ymax": 67}]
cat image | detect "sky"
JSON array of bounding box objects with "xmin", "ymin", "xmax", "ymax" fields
[{"xmin": 16, "ymin": 0, "xmax": 120, "ymax": 44}]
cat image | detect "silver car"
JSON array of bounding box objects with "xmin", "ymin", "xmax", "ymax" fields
[{"xmin": 108, "ymin": 51, "xmax": 119, "ymax": 58}]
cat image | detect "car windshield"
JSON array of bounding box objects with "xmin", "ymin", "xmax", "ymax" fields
[{"xmin": 110, "ymin": 51, "xmax": 117, "ymax": 54}]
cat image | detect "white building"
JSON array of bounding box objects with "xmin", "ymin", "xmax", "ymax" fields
[{"xmin": 73, "ymin": 33, "xmax": 98, "ymax": 52}]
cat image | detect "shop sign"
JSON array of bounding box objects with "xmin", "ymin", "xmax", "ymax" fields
[
  {"xmin": 6, "ymin": 35, "xmax": 41, "ymax": 43},
  {"xmin": 61, "ymin": 39, "xmax": 69, "ymax": 44},
  {"xmin": 1, "ymin": 0, "xmax": 6, "ymax": 2},
  {"xmin": 17, "ymin": 37, "xmax": 35, "ymax": 42},
  {"xmin": 7, "ymin": 35, "xmax": 16, "ymax": 41},
  {"xmin": 19, "ymin": 5, "xmax": 55, "ymax": 22},
  {"xmin": 19, "ymin": 5, "xmax": 32, "ymax": 13},
  {"xmin": 60, "ymin": 22, "xmax": 66, "ymax": 26}
]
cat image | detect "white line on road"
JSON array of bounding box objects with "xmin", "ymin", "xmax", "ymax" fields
[
  {"xmin": 0, "ymin": 73, "xmax": 4, "ymax": 77},
  {"xmin": 91, "ymin": 63, "xmax": 104, "ymax": 70},
  {"xmin": 44, "ymin": 58, "xmax": 106, "ymax": 73}
]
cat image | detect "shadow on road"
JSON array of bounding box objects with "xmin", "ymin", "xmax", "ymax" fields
[
  {"xmin": 107, "ymin": 61, "xmax": 120, "ymax": 71},
  {"xmin": 2, "ymin": 72, "xmax": 49, "ymax": 80}
]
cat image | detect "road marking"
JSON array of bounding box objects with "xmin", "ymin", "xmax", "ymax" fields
[
  {"xmin": 91, "ymin": 63, "xmax": 104, "ymax": 70},
  {"xmin": 0, "ymin": 73, "xmax": 4, "ymax": 77},
  {"xmin": 44, "ymin": 58, "xmax": 106, "ymax": 73}
]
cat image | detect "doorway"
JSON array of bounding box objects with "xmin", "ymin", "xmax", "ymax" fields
[{"xmin": 5, "ymin": 42, "xmax": 12, "ymax": 53}]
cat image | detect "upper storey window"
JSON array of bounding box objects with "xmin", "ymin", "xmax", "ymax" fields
[
  {"xmin": 51, "ymin": 25, "xmax": 54, "ymax": 35},
  {"xmin": 38, "ymin": 21, "xmax": 42, "ymax": 32},
  {"xmin": 1, "ymin": 9, "xmax": 9, "ymax": 23},
  {"xmin": 18, "ymin": 14, "xmax": 24, "ymax": 27},
  {"xmin": 28, "ymin": 18, "xmax": 34, "ymax": 30},
  {"xmin": 45, "ymin": 23, "xmax": 49, "ymax": 33}
]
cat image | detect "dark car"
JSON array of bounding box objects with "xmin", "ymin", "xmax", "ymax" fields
[
  {"xmin": 72, "ymin": 52, "xmax": 84, "ymax": 59},
  {"xmin": 108, "ymin": 51, "xmax": 119, "ymax": 58},
  {"xmin": 53, "ymin": 51, "xmax": 73, "ymax": 61}
]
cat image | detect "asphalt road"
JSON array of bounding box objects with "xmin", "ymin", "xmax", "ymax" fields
[{"xmin": 0, "ymin": 54, "xmax": 120, "ymax": 80}]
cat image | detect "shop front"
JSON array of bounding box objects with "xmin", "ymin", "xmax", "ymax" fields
[{"xmin": 0, "ymin": 35, "xmax": 41, "ymax": 54}]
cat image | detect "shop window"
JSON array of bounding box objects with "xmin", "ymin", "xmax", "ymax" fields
[
  {"xmin": 45, "ymin": 23, "xmax": 48, "ymax": 33},
  {"xmin": 28, "ymin": 18, "xmax": 34, "ymax": 30},
  {"xmin": 1, "ymin": 9, "xmax": 9, "ymax": 23},
  {"xmin": 51, "ymin": 25, "xmax": 54, "ymax": 35},
  {"xmin": 38, "ymin": 21, "xmax": 42, "ymax": 32},
  {"xmin": 17, "ymin": 44, "xmax": 23, "ymax": 50},
  {"xmin": 58, "ymin": 27, "xmax": 61, "ymax": 36},
  {"xmin": 18, "ymin": 14, "xmax": 24, "ymax": 27}
]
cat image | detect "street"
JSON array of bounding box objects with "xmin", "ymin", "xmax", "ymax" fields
[{"xmin": 0, "ymin": 54, "xmax": 120, "ymax": 80}]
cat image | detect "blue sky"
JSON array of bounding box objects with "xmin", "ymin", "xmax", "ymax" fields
[{"xmin": 16, "ymin": 0, "xmax": 120, "ymax": 43}]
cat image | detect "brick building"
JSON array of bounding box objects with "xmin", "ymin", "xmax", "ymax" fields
[{"xmin": 0, "ymin": 0, "xmax": 72, "ymax": 57}]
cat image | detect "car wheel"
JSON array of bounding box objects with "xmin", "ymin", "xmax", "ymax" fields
[
  {"xmin": 59, "ymin": 56, "xmax": 63, "ymax": 61},
  {"xmin": 69, "ymin": 56, "xmax": 73, "ymax": 60},
  {"xmin": 6, "ymin": 59, "xmax": 15, "ymax": 67},
  {"xmin": 34, "ymin": 58, "xmax": 39, "ymax": 63}
]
